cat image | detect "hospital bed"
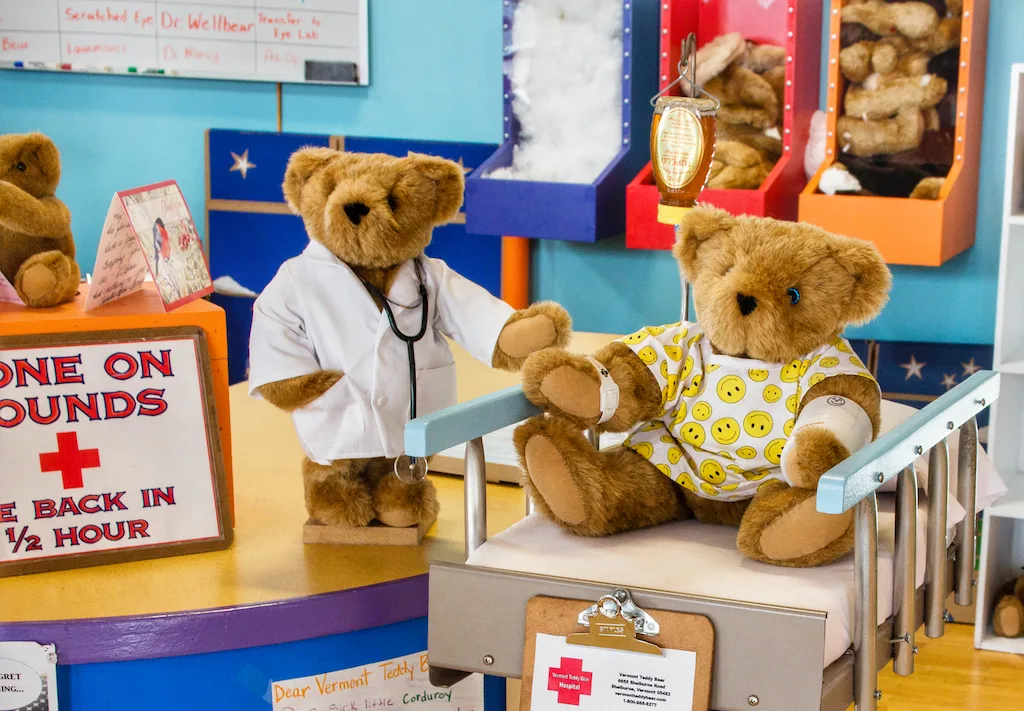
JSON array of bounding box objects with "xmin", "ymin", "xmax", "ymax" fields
[{"xmin": 405, "ymin": 370, "xmax": 1000, "ymax": 711}]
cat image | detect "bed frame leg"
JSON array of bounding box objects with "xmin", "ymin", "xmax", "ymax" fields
[
  {"xmin": 893, "ymin": 465, "xmax": 918, "ymax": 675},
  {"xmin": 465, "ymin": 436, "xmax": 488, "ymax": 559},
  {"xmin": 955, "ymin": 417, "xmax": 979, "ymax": 606},
  {"xmin": 855, "ymin": 492, "xmax": 879, "ymax": 711},
  {"xmin": 925, "ymin": 440, "xmax": 949, "ymax": 638}
]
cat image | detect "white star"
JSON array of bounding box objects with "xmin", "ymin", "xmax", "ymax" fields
[
  {"xmin": 229, "ymin": 149, "xmax": 256, "ymax": 179},
  {"xmin": 961, "ymin": 357, "xmax": 981, "ymax": 376},
  {"xmin": 457, "ymin": 157, "xmax": 474, "ymax": 175},
  {"xmin": 940, "ymin": 373, "xmax": 957, "ymax": 390},
  {"xmin": 900, "ymin": 355, "xmax": 926, "ymax": 381}
]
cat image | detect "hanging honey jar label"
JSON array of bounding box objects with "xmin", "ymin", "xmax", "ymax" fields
[{"xmin": 654, "ymin": 105, "xmax": 705, "ymax": 190}]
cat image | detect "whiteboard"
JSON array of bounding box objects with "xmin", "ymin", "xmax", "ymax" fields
[{"xmin": 0, "ymin": 0, "xmax": 369, "ymax": 85}]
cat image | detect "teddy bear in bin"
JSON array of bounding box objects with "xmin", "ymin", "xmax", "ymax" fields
[
  {"xmin": 248, "ymin": 148, "xmax": 571, "ymax": 533},
  {"xmin": 515, "ymin": 207, "xmax": 891, "ymax": 567},
  {"xmin": 0, "ymin": 132, "xmax": 80, "ymax": 307}
]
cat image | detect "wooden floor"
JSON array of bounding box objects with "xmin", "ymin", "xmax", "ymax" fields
[{"xmin": 504, "ymin": 624, "xmax": 1024, "ymax": 710}]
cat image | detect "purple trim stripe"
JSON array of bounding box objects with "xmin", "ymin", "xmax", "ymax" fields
[{"xmin": 0, "ymin": 574, "xmax": 428, "ymax": 666}]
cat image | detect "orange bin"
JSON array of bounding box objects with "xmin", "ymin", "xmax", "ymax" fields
[
  {"xmin": 798, "ymin": 0, "xmax": 989, "ymax": 266},
  {"xmin": 0, "ymin": 285, "xmax": 234, "ymax": 514},
  {"xmin": 625, "ymin": 0, "xmax": 822, "ymax": 250}
]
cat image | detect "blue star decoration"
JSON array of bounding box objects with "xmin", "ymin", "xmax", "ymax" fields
[{"xmin": 230, "ymin": 149, "xmax": 256, "ymax": 179}]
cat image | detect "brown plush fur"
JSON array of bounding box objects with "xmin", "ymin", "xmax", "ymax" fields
[
  {"xmin": 516, "ymin": 207, "xmax": 891, "ymax": 567},
  {"xmin": 845, "ymin": 74, "xmax": 948, "ymax": 120},
  {"xmin": 708, "ymin": 141, "xmax": 771, "ymax": 190},
  {"xmin": 720, "ymin": 124, "xmax": 783, "ymax": 164},
  {"xmin": 0, "ymin": 132, "xmax": 80, "ymax": 307},
  {"xmin": 693, "ymin": 32, "xmax": 746, "ymax": 87},
  {"xmin": 705, "ymin": 65, "xmax": 780, "ymax": 130},
  {"xmin": 837, "ymin": 106, "xmax": 925, "ymax": 156},
  {"xmin": 260, "ymin": 147, "xmax": 572, "ymax": 530},
  {"xmin": 992, "ymin": 575, "xmax": 1024, "ymax": 638},
  {"xmin": 842, "ymin": 1, "xmax": 940, "ymax": 40},
  {"xmin": 910, "ymin": 176, "xmax": 945, "ymax": 199}
]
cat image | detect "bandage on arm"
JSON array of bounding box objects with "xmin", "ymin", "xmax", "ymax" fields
[
  {"xmin": 586, "ymin": 357, "xmax": 620, "ymax": 425},
  {"xmin": 780, "ymin": 395, "xmax": 873, "ymax": 487}
]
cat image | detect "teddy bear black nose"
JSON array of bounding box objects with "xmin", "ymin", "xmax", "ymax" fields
[
  {"xmin": 737, "ymin": 292, "xmax": 758, "ymax": 316},
  {"xmin": 343, "ymin": 202, "xmax": 371, "ymax": 225}
]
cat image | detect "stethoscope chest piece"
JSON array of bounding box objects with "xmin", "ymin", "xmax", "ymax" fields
[{"xmin": 394, "ymin": 454, "xmax": 429, "ymax": 484}]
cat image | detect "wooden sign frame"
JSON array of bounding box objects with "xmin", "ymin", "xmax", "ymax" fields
[
  {"xmin": 0, "ymin": 326, "xmax": 232, "ymax": 577},
  {"xmin": 520, "ymin": 595, "xmax": 714, "ymax": 711}
]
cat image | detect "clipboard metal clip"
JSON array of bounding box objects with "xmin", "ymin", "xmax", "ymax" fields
[{"xmin": 569, "ymin": 589, "xmax": 663, "ymax": 656}]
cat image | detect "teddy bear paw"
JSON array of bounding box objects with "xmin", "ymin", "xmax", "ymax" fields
[
  {"xmin": 308, "ymin": 492, "xmax": 376, "ymax": 529},
  {"xmin": 521, "ymin": 349, "xmax": 602, "ymax": 425},
  {"xmin": 373, "ymin": 476, "xmax": 439, "ymax": 528},
  {"xmin": 781, "ymin": 426, "xmax": 850, "ymax": 489},
  {"xmin": 15, "ymin": 250, "xmax": 79, "ymax": 308},
  {"xmin": 493, "ymin": 301, "xmax": 572, "ymax": 370}
]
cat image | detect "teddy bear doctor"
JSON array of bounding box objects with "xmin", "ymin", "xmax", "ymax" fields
[{"xmin": 248, "ymin": 147, "xmax": 571, "ymax": 530}]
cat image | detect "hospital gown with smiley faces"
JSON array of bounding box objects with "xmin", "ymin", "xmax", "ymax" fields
[{"xmin": 619, "ymin": 322, "xmax": 878, "ymax": 501}]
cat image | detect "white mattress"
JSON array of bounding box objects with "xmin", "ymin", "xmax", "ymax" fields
[{"xmin": 468, "ymin": 497, "xmax": 947, "ymax": 669}]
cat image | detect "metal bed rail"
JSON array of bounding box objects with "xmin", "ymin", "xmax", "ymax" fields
[{"xmin": 405, "ymin": 371, "xmax": 1000, "ymax": 711}]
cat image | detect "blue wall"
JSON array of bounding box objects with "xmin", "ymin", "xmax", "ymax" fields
[{"xmin": 0, "ymin": 0, "xmax": 1016, "ymax": 344}]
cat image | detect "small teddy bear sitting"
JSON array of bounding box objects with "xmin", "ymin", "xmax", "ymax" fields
[
  {"xmin": 249, "ymin": 148, "xmax": 571, "ymax": 532},
  {"xmin": 993, "ymin": 573, "xmax": 1024, "ymax": 638},
  {"xmin": 515, "ymin": 207, "xmax": 891, "ymax": 567},
  {"xmin": 0, "ymin": 132, "xmax": 80, "ymax": 307}
]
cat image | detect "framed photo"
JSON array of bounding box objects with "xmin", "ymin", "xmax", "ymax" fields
[{"xmin": 0, "ymin": 327, "xmax": 232, "ymax": 577}]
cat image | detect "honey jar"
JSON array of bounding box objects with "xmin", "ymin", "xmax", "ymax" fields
[{"xmin": 651, "ymin": 96, "xmax": 717, "ymax": 224}]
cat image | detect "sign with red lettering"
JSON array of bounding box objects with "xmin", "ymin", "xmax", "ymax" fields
[
  {"xmin": 0, "ymin": 327, "xmax": 231, "ymax": 577},
  {"xmin": 0, "ymin": 0, "xmax": 369, "ymax": 85}
]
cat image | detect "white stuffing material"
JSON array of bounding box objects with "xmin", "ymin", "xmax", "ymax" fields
[
  {"xmin": 863, "ymin": 72, "xmax": 881, "ymax": 91},
  {"xmin": 487, "ymin": 0, "xmax": 624, "ymax": 184},
  {"xmin": 920, "ymin": 73, "xmax": 934, "ymax": 86},
  {"xmin": 819, "ymin": 165, "xmax": 863, "ymax": 195},
  {"xmin": 803, "ymin": 110, "xmax": 826, "ymax": 179}
]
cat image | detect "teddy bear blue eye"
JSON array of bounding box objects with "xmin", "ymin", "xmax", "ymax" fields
[
  {"xmin": 387, "ymin": 194, "xmax": 398, "ymax": 212},
  {"xmin": 15, "ymin": 161, "xmax": 26, "ymax": 172},
  {"xmin": 787, "ymin": 287, "xmax": 800, "ymax": 305}
]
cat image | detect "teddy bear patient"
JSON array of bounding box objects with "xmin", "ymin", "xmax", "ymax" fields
[
  {"xmin": 248, "ymin": 148, "xmax": 571, "ymax": 531},
  {"xmin": 515, "ymin": 207, "xmax": 891, "ymax": 567},
  {"xmin": 0, "ymin": 132, "xmax": 80, "ymax": 308}
]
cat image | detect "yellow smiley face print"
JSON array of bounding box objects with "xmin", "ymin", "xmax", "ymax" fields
[
  {"xmin": 818, "ymin": 356, "xmax": 840, "ymax": 368},
  {"xmin": 716, "ymin": 375, "xmax": 746, "ymax": 403},
  {"xmin": 671, "ymin": 402, "xmax": 688, "ymax": 425},
  {"xmin": 691, "ymin": 401, "xmax": 713, "ymax": 421},
  {"xmin": 784, "ymin": 418, "xmax": 796, "ymax": 436},
  {"xmin": 622, "ymin": 328, "xmax": 649, "ymax": 345},
  {"xmin": 763, "ymin": 384, "xmax": 783, "ymax": 403},
  {"xmin": 786, "ymin": 393, "xmax": 799, "ymax": 413},
  {"xmin": 700, "ymin": 482, "xmax": 719, "ymax": 496},
  {"xmin": 663, "ymin": 377, "xmax": 679, "ymax": 403},
  {"xmin": 735, "ymin": 445, "xmax": 757, "ymax": 459},
  {"xmin": 676, "ymin": 471, "xmax": 698, "ymax": 492},
  {"xmin": 682, "ymin": 373, "xmax": 703, "ymax": 397},
  {"xmin": 680, "ymin": 355, "xmax": 695, "ymax": 380},
  {"xmin": 638, "ymin": 346, "xmax": 658, "ymax": 365},
  {"xmin": 699, "ymin": 460, "xmax": 727, "ymax": 484},
  {"xmin": 660, "ymin": 435, "xmax": 676, "ymax": 445},
  {"xmin": 630, "ymin": 441, "xmax": 655, "ymax": 459},
  {"xmin": 748, "ymin": 368, "xmax": 769, "ymax": 382},
  {"xmin": 679, "ymin": 422, "xmax": 706, "ymax": 448},
  {"xmin": 810, "ymin": 354, "xmax": 821, "ymax": 367},
  {"xmin": 660, "ymin": 360, "xmax": 670, "ymax": 378},
  {"xmin": 672, "ymin": 328, "xmax": 689, "ymax": 344},
  {"xmin": 808, "ymin": 372, "xmax": 827, "ymax": 387},
  {"xmin": 799, "ymin": 359, "xmax": 811, "ymax": 377},
  {"xmin": 647, "ymin": 325, "xmax": 666, "ymax": 336},
  {"xmin": 656, "ymin": 463, "xmax": 672, "ymax": 478},
  {"xmin": 832, "ymin": 338, "xmax": 853, "ymax": 354},
  {"xmin": 664, "ymin": 345, "xmax": 683, "ymax": 361},
  {"xmin": 850, "ymin": 356, "xmax": 865, "ymax": 368},
  {"xmin": 688, "ymin": 333, "xmax": 702, "ymax": 349},
  {"xmin": 717, "ymin": 450, "xmax": 734, "ymax": 460},
  {"xmin": 705, "ymin": 363, "xmax": 721, "ymax": 373},
  {"xmin": 667, "ymin": 447, "xmax": 683, "ymax": 464},
  {"xmin": 764, "ymin": 438, "xmax": 787, "ymax": 465},
  {"xmin": 743, "ymin": 411, "xmax": 774, "ymax": 438},
  {"xmin": 711, "ymin": 417, "xmax": 740, "ymax": 445},
  {"xmin": 721, "ymin": 483, "xmax": 739, "ymax": 491},
  {"xmin": 642, "ymin": 421, "xmax": 663, "ymax": 432},
  {"xmin": 743, "ymin": 468, "xmax": 771, "ymax": 481},
  {"xmin": 780, "ymin": 359, "xmax": 802, "ymax": 383}
]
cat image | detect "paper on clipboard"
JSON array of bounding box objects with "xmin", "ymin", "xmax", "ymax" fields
[{"xmin": 530, "ymin": 632, "xmax": 697, "ymax": 710}]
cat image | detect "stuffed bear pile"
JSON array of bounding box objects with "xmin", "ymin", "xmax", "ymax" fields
[{"xmin": 824, "ymin": 0, "xmax": 964, "ymax": 199}]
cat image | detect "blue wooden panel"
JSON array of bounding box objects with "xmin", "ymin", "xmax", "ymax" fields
[
  {"xmin": 427, "ymin": 223, "xmax": 502, "ymax": 297},
  {"xmin": 344, "ymin": 136, "xmax": 496, "ymax": 173},
  {"xmin": 51, "ymin": 617, "xmax": 488, "ymax": 711},
  {"xmin": 209, "ymin": 129, "xmax": 331, "ymax": 203}
]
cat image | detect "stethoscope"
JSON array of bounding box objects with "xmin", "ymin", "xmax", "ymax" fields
[{"xmin": 359, "ymin": 259, "xmax": 430, "ymax": 484}]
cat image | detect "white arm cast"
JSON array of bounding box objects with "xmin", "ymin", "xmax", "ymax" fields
[{"xmin": 780, "ymin": 395, "xmax": 873, "ymax": 487}]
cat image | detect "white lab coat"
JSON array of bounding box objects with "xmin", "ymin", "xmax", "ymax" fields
[{"xmin": 248, "ymin": 241, "xmax": 514, "ymax": 464}]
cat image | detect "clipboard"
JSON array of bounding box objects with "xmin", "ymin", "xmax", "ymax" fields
[{"xmin": 521, "ymin": 589, "xmax": 714, "ymax": 711}]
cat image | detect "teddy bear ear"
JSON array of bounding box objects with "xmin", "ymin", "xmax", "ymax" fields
[
  {"xmin": 829, "ymin": 235, "xmax": 892, "ymax": 325},
  {"xmin": 406, "ymin": 153, "xmax": 465, "ymax": 225},
  {"xmin": 282, "ymin": 147, "xmax": 337, "ymax": 212},
  {"xmin": 672, "ymin": 206, "xmax": 737, "ymax": 280}
]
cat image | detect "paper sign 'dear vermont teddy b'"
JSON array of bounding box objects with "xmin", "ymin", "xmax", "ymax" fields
[
  {"xmin": 248, "ymin": 148, "xmax": 571, "ymax": 531},
  {"xmin": 516, "ymin": 207, "xmax": 891, "ymax": 568},
  {"xmin": 0, "ymin": 132, "xmax": 81, "ymax": 307}
]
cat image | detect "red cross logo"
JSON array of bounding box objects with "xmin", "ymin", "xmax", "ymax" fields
[
  {"xmin": 547, "ymin": 657, "xmax": 593, "ymax": 706},
  {"xmin": 39, "ymin": 432, "xmax": 101, "ymax": 489}
]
